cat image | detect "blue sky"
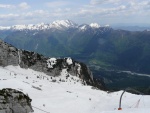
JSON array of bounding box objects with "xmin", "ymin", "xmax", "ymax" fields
[{"xmin": 0, "ymin": 0, "xmax": 150, "ymax": 26}]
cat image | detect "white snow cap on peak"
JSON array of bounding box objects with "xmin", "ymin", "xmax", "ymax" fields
[
  {"xmin": 90, "ymin": 23, "xmax": 100, "ymax": 28},
  {"xmin": 11, "ymin": 25, "xmax": 27, "ymax": 30},
  {"xmin": 51, "ymin": 20, "xmax": 77, "ymax": 28}
]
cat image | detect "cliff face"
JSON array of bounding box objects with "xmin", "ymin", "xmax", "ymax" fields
[
  {"xmin": 0, "ymin": 88, "xmax": 33, "ymax": 113},
  {"xmin": 0, "ymin": 39, "xmax": 105, "ymax": 90}
]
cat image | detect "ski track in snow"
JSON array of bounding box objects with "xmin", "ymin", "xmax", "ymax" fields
[{"xmin": 0, "ymin": 65, "xmax": 150, "ymax": 113}]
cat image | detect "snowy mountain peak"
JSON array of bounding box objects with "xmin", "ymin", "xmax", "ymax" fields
[
  {"xmin": 90, "ymin": 23, "xmax": 100, "ymax": 28},
  {"xmin": 11, "ymin": 24, "xmax": 28, "ymax": 30},
  {"xmin": 51, "ymin": 20, "xmax": 77, "ymax": 29}
]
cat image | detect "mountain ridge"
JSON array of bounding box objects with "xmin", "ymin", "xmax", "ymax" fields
[
  {"xmin": 0, "ymin": 39, "xmax": 105, "ymax": 90},
  {"xmin": 0, "ymin": 20, "xmax": 109, "ymax": 31}
]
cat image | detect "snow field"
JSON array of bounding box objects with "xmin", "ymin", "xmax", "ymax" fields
[{"xmin": 0, "ymin": 65, "xmax": 150, "ymax": 113}]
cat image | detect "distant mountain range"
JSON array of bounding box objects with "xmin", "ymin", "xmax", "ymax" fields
[
  {"xmin": 0, "ymin": 20, "xmax": 109, "ymax": 31},
  {"xmin": 1, "ymin": 20, "xmax": 150, "ymax": 94}
]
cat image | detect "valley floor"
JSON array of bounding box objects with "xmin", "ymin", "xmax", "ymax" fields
[{"xmin": 0, "ymin": 66, "xmax": 150, "ymax": 113}]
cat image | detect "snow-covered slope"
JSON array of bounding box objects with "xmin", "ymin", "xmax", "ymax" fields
[
  {"xmin": 0, "ymin": 65, "xmax": 150, "ymax": 113},
  {"xmin": 90, "ymin": 23, "xmax": 100, "ymax": 28},
  {"xmin": 79, "ymin": 24, "xmax": 91, "ymax": 31},
  {"xmin": 50, "ymin": 20, "xmax": 77, "ymax": 29}
]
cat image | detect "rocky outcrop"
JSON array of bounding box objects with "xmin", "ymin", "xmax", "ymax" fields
[
  {"xmin": 0, "ymin": 88, "xmax": 33, "ymax": 113},
  {"xmin": 0, "ymin": 39, "xmax": 106, "ymax": 90},
  {"xmin": 0, "ymin": 40, "xmax": 18, "ymax": 66}
]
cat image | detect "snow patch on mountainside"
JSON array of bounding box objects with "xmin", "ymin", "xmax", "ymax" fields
[
  {"xmin": 80, "ymin": 25, "xmax": 87, "ymax": 30},
  {"xmin": 79, "ymin": 24, "xmax": 90, "ymax": 31},
  {"xmin": 47, "ymin": 58, "xmax": 57, "ymax": 68},
  {"xmin": 66, "ymin": 57, "xmax": 73, "ymax": 65}
]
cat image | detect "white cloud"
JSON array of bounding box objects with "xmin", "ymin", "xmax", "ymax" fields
[
  {"xmin": 77, "ymin": 4, "xmax": 127, "ymax": 17},
  {"xmin": 0, "ymin": 10, "xmax": 49, "ymax": 21},
  {"xmin": 55, "ymin": 8, "xmax": 63, "ymax": 12},
  {"xmin": 22, "ymin": 10, "xmax": 49, "ymax": 20},
  {"xmin": 0, "ymin": 0, "xmax": 150, "ymax": 26},
  {"xmin": 18, "ymin": 2, "xmax": 30, "ymax": 10},
  {"xmin": 33, "ymin": 10, "xmax": 47, "ymax": 14},
  {"xmin": 127, "ymin": 0, "xmax": 150, "ymax": 13},
  {"xmin": 79, "ymin": 0, "xmax": 150, "ymax": 19},
  {"xmin": 0, "ymin": 13, "xmax": 19, "ymax": 20},
  {"xmin": 46, "ymin": 1, "xmax": 69, "ymax": 8},
  {"xmin": 65, "ymin": 8, "xmax": 71, "ymax": 12},
  {"xmin": 0, "ymin": 4, "xmax": 15, "ymax": 9},
  {"xmin": 0, "ymin": 2, "xmax": 30, "ymax": 10},
  {"xmin": 90, "ymin": 0, "xmax": 121, "ymax": 5}
]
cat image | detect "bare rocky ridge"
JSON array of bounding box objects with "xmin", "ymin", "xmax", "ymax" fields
[{"xmin": 0, "ymin": 88, "xmax": 33, "ymax": 113}]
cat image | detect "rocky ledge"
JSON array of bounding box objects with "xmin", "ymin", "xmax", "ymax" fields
[{"xmin": 0, "ymin": 88, "xmax": 33, "ymax": 113}]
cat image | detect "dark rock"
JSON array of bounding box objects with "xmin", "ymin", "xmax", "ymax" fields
[{"xmin": 0, "ymin": 88, "xmax": 33, "ymax": 113}]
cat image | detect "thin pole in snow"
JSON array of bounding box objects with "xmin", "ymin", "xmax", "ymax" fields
[{"xmin": 118, "ymin": 87, "xmax": 143, "ymax": 110}]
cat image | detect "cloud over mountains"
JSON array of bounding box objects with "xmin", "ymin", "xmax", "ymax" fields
[{"xmin": 0, "ymin": 0, "xmax": 150, "ymax": 26}]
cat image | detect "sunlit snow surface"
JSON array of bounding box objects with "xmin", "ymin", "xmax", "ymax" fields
[
  {"xmin": 0, "ymin": 65, "xmax": 150, "ymax": 113},
  {"xmin": 90, "ymin": 23, "xmax": 100, "ymax": 28}
]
